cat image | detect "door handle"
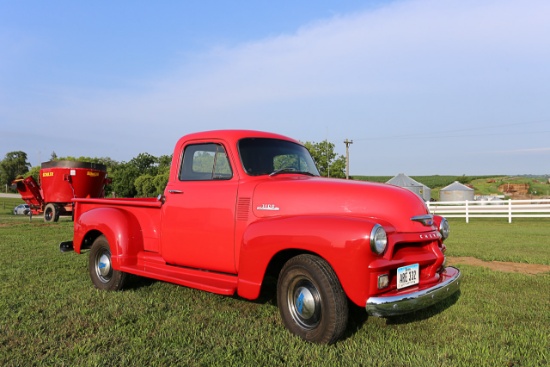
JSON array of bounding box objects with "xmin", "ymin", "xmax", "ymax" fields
[{"xmin": 168, "ymin": 190, "xmax": 183, "ymax": 194}]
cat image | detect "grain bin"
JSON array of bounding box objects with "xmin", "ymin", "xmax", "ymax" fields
[
  {"xmin": 439, "ymin": 181, "xmax": 474, "ymax": 201},
  {"xmin": 386, "ymin": 173, "xmax": 431, "ymax": 201}
]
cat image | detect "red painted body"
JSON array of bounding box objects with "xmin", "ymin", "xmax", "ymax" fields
[{"xmin": 71, "ymin": 130, "xmax": 454, "ymax": 308}]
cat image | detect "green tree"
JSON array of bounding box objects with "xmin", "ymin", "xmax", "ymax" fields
[
  {"xmin": 108, "ymin": 153, "xmax": 172, "ymax": 197},
  {"xmin": 157, "ymin": 155, "xmax": 172, "ymax": 173},
  {"xmin": 134, "ymin": 174, "xmax": 156, "ymax": 197},
  {"xmin": 152, "ymin": 155, "xmax": 171, "ymax": 195},
  {"xmin": 57, "ymin": 155, "xmax": 119, "ymax": 168},
  {"xmin": 0, "ymin": 151, "xmax": 31, "ymax": 191},
  {"xmin": 153, "ymin": 171, "xmax": 170, "ymax": 195},
  {"xmin": 303, "ymin": 140, "xmax": 346, "ymax": 178},
  {"xmin": 110, "ymin": 162, "xmax": 140, "ymax": 197},
  {"xmin": 27, "ymin": 166, "xmax": 41, "ymax": 183},
  {"xmin": 131, "ymin": 153, "xmax": 159, "ymax": 175}
]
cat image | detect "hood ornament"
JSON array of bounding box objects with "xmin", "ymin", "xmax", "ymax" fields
[{"xmin": 411, "ymin": 214, "xmax": 434, "ymax": 226}]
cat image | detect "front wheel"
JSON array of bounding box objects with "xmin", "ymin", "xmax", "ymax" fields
[
  {"xmin": 277, "ymin": 254, "xmax": 348, "ymax": 344},
  {"xmin": 89, "ymin": 235, "xmax": 127, "ymax": 291}
]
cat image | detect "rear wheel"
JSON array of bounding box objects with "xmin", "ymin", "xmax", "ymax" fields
[
  {"xmin": 277, "ymin": 254, "xmax": 348, "ymax": 344},
  {"xmin": 89, "ymin": 235, "xmax": 127, "ymax": 291},
  {"xmin": 43, "ymin": 203, "xmax": 59, "ymax": 222}
]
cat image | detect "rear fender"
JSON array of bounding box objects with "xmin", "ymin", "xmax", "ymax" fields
[
  {"xmin": 74, "ymin": 207, "xmax": 144, "ymax": 269},
  {"xmin": 237, "ymin": 215, "xmax": 380, "ymax": 303}
]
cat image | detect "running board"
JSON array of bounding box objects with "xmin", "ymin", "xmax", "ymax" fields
[{"xmin": 120, "ymin": 252, "xmax": 238, "ymax": 296}]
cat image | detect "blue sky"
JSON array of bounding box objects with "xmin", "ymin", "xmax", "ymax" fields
[{"xmin": 1, "ymin": 0, "xmax": 549, "ymax": 175}]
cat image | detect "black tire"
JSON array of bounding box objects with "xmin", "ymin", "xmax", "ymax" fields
[
  {"xmin": 44, "ymin": 203, "xmax": 59, "ymax": 223},
  {"xmin": 277, "ymin": 254, "xmax": 348, "ymax": 344},
  {"xmin": 89, "ymin": 235, "xmax": 127, "ymax": 291}
]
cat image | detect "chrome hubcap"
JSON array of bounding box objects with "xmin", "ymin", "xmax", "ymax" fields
[
  {"xmin": 96, "ymin": 251, "xmax": 112, "ymax": 283},
  {"xmin": 288, "ymin": 278, "xmax": 321, "ymax": 329},
  {"xmin": 295, "ymin": 286, "xmax": 316, "ymax": 319}
]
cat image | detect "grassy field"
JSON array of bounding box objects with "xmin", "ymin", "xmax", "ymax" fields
[
  {"xmin": 354, "ymin": 175, "xmax": 550, "ymax": 200},
  {"xmin": 0, "ymin": 197, "xmax": 548, "ymax": 366},
  {"xmin": 353, "ymin": 175, "xmax": 500, "ymax": 189}
]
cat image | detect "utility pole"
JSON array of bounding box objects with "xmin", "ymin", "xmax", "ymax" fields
[
  {"xmin": 325, "ymin": 140, "xmax": 330, "ymax": 177},
  {"xmin": 343, "ymin": 139, "xmax": 353, "ymax": 179}
]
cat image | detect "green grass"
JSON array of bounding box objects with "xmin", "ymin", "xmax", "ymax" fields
[
  {"xmin": 0, "ymin": 210, "xmax": 548, "ymax": 366},
  {"xmin": 0, "ymin": 197, "xmax": 25, "ymax": 212},
  {"xmin": 469, "ymin": 176, "xmax": 550, "ymax": 197},
  {"xmin": 445, "ymin": 218, "xmax": 550, "ymax": 264}
]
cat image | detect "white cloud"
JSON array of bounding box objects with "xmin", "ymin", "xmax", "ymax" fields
[
  {"xmin": 2, "ymin": 0, "xmax": 550, "ymax": 174},
  {"xmin": 128, "ymin": 0, "xmax": 550, "ymax": 120}
]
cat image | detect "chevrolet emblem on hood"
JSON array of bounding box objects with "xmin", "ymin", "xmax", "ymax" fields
[{"xmin": 257, "ymin": 204, "xmax": 280, "ymax": 211}]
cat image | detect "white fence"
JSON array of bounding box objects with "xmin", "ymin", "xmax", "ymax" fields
[{"xmin": 426, "ymin": 199, "xmax": 550, "ymax": 223}]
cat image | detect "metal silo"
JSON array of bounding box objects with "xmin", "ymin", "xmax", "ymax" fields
[
  {"xmin": 439, "ymin": 181, "xmax": 475, "ymax": 201},
  {"xmin": 386, "ymin": 173, "xmax": 432, "ymax": 202}
]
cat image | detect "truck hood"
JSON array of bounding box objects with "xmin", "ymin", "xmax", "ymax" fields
[{"xmin": 252, "ymin": 176, "xmax": 432, "ymax": 233}]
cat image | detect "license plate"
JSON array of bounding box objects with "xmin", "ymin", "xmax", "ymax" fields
[{"xmin": 397, "ymin": 263, "xmax": 419, "ymax": 289}]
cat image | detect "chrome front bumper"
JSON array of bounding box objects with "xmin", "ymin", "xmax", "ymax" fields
[{"xmin": 366, "ymin": 266, "xmax": 462, "ymax": 317}]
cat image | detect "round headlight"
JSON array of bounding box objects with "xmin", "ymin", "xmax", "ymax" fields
[
  {"xmin": 439, "ymin": 218, "xmax": 450, "ymax": 240},
  {"xmin": 370, "ymin": 224, "xmax": 388, "ymax": 255}
]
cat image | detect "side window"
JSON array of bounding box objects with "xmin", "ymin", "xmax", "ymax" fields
[{"xmin": 179, "ymin": 143, "xmax": 233, "ymax": 181}]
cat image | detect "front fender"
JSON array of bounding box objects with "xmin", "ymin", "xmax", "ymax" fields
[
  {"xmin": 237, "ymin": 215, "xmax": 380, "ymax": 305},
  {"xmin": 74, "ymin": 207, "xmax": 144, "ymax": 269}
]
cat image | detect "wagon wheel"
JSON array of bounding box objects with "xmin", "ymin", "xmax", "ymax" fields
[{"xmin": 44, "ymin": 203, "xmax": 60, "ymax": 223}]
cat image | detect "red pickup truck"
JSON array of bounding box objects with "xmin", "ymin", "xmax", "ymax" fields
[{"xmin": 61, "ymin": 130, "xmax": 461, "ymax": 344}]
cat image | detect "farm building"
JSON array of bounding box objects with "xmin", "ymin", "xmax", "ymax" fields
[
  {"xmin": 439, "ymin": 181, "xmax": 475, "ymax": 201},
  {"xmin": 386, "ymin": 173, "xmax": 431, "ymax": 201}
]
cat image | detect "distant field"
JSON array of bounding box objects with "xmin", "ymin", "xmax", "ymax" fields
[
  {"xmin": 353, "ymin": 175, "xmax": 499, "ymax": 188},
  {"xmin": 354, "ymin": 175, "xmax": 550, "ymax": 200},
  {"xmin": 0, "ymin": 199, "xmax": 548, "ymax": 366}
]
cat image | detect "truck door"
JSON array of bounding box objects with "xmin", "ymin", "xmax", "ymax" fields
[{"xmin": 160, "ymin": 141, "xmax": 239, "ymax": 274}]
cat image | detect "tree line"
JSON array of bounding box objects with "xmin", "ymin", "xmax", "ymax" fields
[{"xmin": 0, "ymin": 140, "xmax": 346, "ymax": 197}]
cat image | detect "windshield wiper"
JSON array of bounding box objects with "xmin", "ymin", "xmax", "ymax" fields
[{"xmin": 269, "ymin": 168, "xmax": 315, "ymax": 177}]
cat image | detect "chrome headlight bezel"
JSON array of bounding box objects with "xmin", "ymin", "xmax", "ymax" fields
[
  {"xmin": 370, "ymin": 224, "xmax": 388, "ymax": 255},
  {"xmin": 439, "ymin": 217, "xmax": 450, "ymax": 240}
]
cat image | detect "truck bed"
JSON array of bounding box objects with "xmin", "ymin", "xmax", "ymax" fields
[
  {"xmin": 74, "ymin": 197, "xmax": 162, "ymax": 207},
  {"xmin": 74, "ymin": 197, "xmax": 163, "ymax": 252}
]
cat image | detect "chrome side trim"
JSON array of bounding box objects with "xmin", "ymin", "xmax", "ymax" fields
[{"xmin": 366, "ymin": 267, "xmax": 461, "ymax": 317}]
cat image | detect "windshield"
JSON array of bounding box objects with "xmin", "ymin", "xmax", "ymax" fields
[{"xmin": 238, "ymin": 138, "xmax": 320, "ymax": 176}]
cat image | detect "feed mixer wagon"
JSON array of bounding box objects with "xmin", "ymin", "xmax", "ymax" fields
[{"xmin": 13, "ymin": 160, "xmax": 110, "ymax": 222}]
